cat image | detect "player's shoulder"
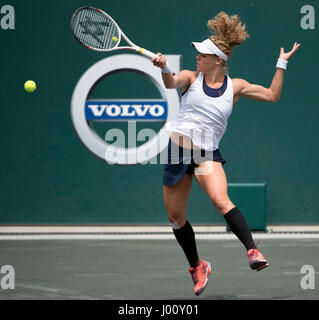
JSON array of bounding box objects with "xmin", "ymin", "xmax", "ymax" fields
[
  {"xmin": 179, "ymin": 70, "xmax": 199, "ymax": 81},
  {"xmin": 232, "ymin": 78, "xmax": 249, "ymax": 91},
  {"xmin": 232, "ymin": 78, "xmax": 249, "ymax": 85},
  {"xmin": 179, "ymin": 69, "xmax": 198, "ymax": 75},
  {"xmin": 179, "ymin": 70, "xmax": 199, "ymax": 93}
]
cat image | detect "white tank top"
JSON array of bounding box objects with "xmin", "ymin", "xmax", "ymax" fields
[{"xmin": 166, "ymin": 72, "xmax": 233, "ymax": 151}]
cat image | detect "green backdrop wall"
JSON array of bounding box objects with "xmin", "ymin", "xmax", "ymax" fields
[{"xmin": 0, "ymin": 0, "xmax": 318, "ymax": 225}]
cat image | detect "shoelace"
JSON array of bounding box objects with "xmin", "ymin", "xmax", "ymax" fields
[
  {"xmin": 190, "ymin": 264, "xmax": 203, "ymax": 284},
  {"xmin": 248, "ymin": 240, "xmax": 261, "ymax": 258},
  {"xmin": 191, "ymin": 272, "xmax": 198, "ymax": 284}
]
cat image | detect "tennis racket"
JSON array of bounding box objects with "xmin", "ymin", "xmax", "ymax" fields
[{"xmin": 70, "ymin": 6, "xmax": 159, "ymax": 60}]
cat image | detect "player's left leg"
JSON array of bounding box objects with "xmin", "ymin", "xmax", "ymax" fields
[{"xmin": 194, "ymin": 161, "xmax": 268, "ymax": 271}]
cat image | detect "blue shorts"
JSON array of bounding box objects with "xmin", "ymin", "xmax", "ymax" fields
[{"xmin": 163, "ymin": 139, "xmax": 226, "ymax": 186}]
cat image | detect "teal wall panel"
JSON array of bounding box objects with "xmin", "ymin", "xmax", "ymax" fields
[
  {"xmin": 0, "ymin": 0, "xmax": 318, "ymax": 224},
  {"xmin": 227, "ymin": 184, "xmax": 267, "ymax": 231}
]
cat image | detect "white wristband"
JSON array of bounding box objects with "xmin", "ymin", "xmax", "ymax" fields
[
  {"xmin": 161, "ymin": 65, "xmax": 170, "ymax": 74},
  {"xmin": 276, "ymin": 58, "xmax": 288, "ymax": 70}
]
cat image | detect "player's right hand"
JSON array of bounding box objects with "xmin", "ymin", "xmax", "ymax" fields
[{"xmin": 152, "ymin": 52, "xmax": 167, "ymax": 69}]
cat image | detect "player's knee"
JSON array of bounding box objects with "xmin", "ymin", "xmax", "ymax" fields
[
  {"xmin": 165, "ymin": 203, "xmax": 186, "ymax": 222},
  {"xmin": 168, "ymin": 214, "xmax": 186, "ymax": 230},
  {"xmin": 212, "ymin": 195, "xmax": 232, "ymax": 214}
]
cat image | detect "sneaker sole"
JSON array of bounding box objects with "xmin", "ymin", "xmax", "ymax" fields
[
  {"xmin": 194, "ymin": 262, "xmax": 212, "ymax": 296},
  {"xmin": 250, "ymin": 261, "xmax": 269, "ymax": 271}
]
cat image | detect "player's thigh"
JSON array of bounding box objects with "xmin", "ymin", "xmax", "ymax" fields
[
  {"xmin": 163, "ymin": 173, "xmax": 193, "ymax": 220},
  {"xmin": 194, "ymin": 161, "xmax": 234, "ymax": 214}
]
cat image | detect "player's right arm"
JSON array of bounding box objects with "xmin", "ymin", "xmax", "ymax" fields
[{"xmin": 152, "ymin": 53, "xmax": 196, "ymax": 89}]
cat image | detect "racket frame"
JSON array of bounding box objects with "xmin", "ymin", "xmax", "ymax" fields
[{"xmin": 71, "ymin": 6, "xmax": 158, "ymax": 59}]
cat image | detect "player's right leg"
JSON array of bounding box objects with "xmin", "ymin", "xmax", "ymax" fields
[
  {"xmin": 163, "ymin": 173, "xmax": 192, "ymax": 229},
  {"xmin": 163, "ymin": 173, "xmax": 211, "ymax": 295}
]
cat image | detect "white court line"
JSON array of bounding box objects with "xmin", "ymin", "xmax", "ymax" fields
[
  {"xmin": 1, "ymin": 225, "xmax": 319, "ymax": 233},
  {"xmin": 1, "ymin": 225, "xmax": 319, "ymax": 240},
  {"xmin": 0, "ymin": 226, "xmax": 226, "ymax": 233},
  {"xmin": 1, "ymin": 233, "xmax": 319, "ymax": 240}
]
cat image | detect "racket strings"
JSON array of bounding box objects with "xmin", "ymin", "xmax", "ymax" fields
[{"xmin": 72, "ymin": 8, "xmax": 120, "ymax": 50}]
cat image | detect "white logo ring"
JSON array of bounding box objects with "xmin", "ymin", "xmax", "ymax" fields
[{"xmin": 71, "ymin": 54, "xmax": 180, "ymax": 164}]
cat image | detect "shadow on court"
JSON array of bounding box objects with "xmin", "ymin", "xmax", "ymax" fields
[{"xmin": 0, "ymin": 239, "xmax": 318, "ymax": 300}]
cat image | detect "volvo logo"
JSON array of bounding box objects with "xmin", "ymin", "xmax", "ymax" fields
[{"xmin": 71, "ymin": 54, "xmax": 181, "ymax": 164}]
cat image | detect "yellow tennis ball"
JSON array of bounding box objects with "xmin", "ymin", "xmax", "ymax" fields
[
  {"xmin": 113, "ymin": 36, "xmax": 118, "ymax": 42},
  {"xmin": 24, "ymin": 80, "xmax": 37, "ymax": 93}
]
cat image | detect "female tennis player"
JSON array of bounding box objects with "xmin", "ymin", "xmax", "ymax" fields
[{"xmin": 152, "ymin": 11, "xmax": 300, "ymax": 296}]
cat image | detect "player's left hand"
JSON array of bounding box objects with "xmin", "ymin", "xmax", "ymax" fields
[{"xmin": 279, "ymin": 42, "xmax": 301, "ymax": 61}]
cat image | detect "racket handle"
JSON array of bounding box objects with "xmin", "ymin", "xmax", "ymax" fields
[
  {"xmin": 139, "ymin": 48, "xmax": 158, "ymax": 59},
  {"xmin": 138, "ymin": 47, "xmax": 170, "ymax": 69}
]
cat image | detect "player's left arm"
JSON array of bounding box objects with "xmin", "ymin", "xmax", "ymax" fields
[{"xmin": 233, "ymin": 42, "xmax": 300, "ymax": 103}]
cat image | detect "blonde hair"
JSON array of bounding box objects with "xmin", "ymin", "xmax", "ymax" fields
[{"xmin": 207, "ymin": 12, "xmax": 249, "ymax": 59}]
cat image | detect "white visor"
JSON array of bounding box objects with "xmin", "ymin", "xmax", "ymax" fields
[{"xmin": 192, "ymin": 39, "xmax": 228, "ymax": 61}]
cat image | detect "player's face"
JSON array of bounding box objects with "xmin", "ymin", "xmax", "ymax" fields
[{"xmin": 196, "ymin": 53, "xmax": 221, "ymax": 72}]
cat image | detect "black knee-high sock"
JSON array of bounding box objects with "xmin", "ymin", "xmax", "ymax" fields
[
  {"xmin": 172, "ymin": 220, "xmax": 199, "ymax": 268},
  {"xmin": 224, "ymin": 207, "xmax": 255, "ymax": 251}
]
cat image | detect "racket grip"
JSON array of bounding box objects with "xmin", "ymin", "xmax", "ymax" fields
[
  {"xmin": 139, "ymin": 48, "xmax": 170, "ymax": 69},
  {"xmin": 139, "ymin": 48, "xmax": 158, "ymax": 59}
]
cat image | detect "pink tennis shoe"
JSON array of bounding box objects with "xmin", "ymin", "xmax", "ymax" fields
[
  {"xmin": 247, "ymin": 248, "xmax": 269, "ymax": 271},
  {"xmin": 188, "ymin": 259, "xmax": 212, "ymax": 296}
]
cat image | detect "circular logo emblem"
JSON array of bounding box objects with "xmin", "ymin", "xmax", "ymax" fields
[{"xmin": 71, "ymin": 54, "xmax": 180, "ymax": 164}]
